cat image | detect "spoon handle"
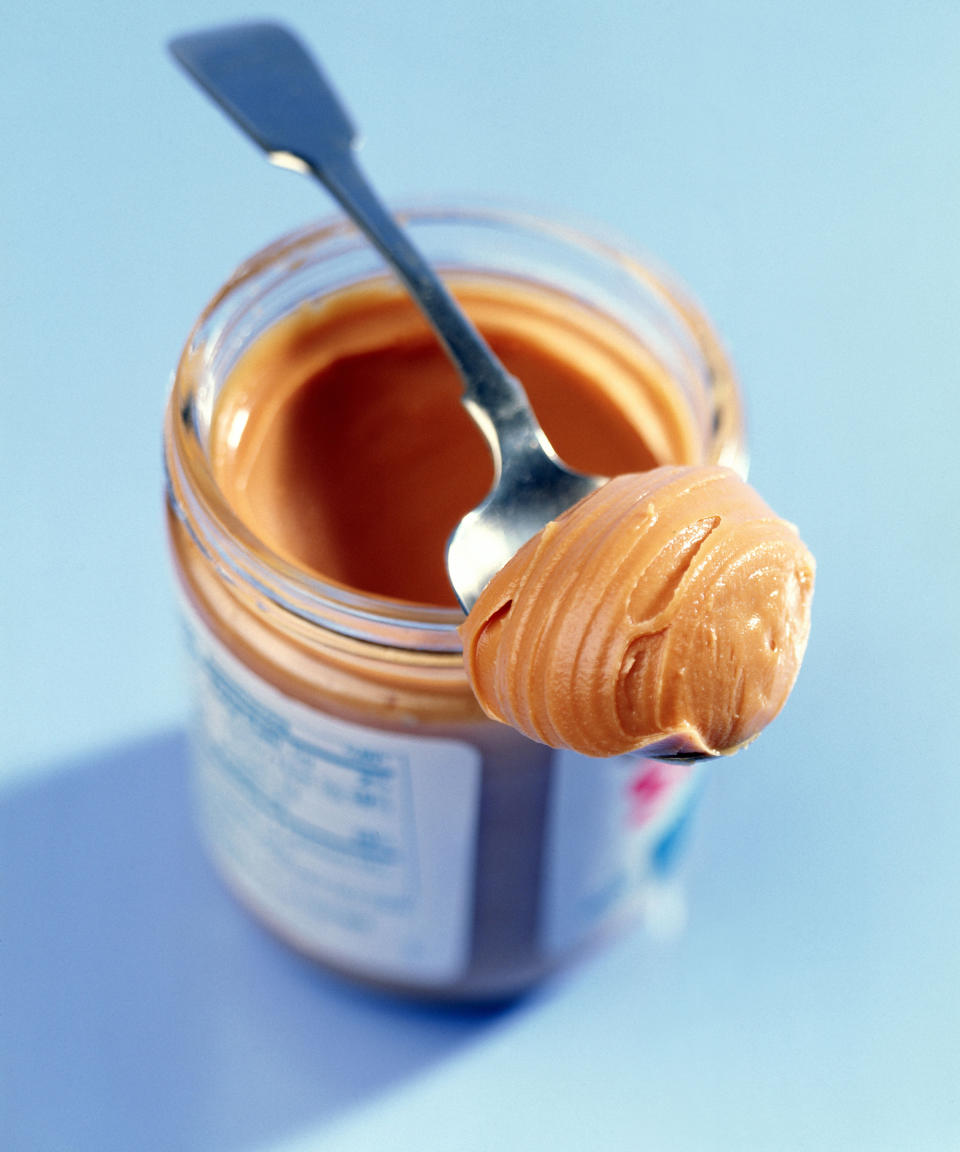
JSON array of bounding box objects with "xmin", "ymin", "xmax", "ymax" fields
[
  {"xmin": 311, "ymin": 153, "xmax": 529, "ymax": 435},
  {"xmin": 169, "ymin": 21, "xmax": 535, "ymax": 463}
]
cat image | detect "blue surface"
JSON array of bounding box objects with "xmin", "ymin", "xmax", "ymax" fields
[{"xmin": 2, "ymin": 2, "xmax": 959, "ymax": 1149}]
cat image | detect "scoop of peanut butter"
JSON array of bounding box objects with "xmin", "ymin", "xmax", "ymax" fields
[{"xmin": 459, "ymin": 466, "xmax": 814, "ymax": 758}]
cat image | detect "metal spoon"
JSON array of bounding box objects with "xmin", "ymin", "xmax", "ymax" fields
[{"xmin": 169, "ymin": 21, "xmax": 604, "ymax": 612}]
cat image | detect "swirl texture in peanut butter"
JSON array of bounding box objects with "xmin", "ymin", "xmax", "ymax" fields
[{"xmin": 459, "ymin": 466, "xmax": 815, "ymax": 758}]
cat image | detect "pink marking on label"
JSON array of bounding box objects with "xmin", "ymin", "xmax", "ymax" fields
[{"xmin": 626, "ymin": 759, "xmax": 693, "ymax": 827}]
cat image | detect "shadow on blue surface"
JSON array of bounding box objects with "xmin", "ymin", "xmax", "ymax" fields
[{"xmin": 0, "ymin": 731, "xmax": 513, "ymax": 1151}]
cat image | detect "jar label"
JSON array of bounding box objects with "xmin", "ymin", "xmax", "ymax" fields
[
  {"xmin": 541, "ymin": 750, "xmax": 704, "ymax": 955},
  {"xmin": 179, "ymin": 600, "xmax": 482, "ymax": 985}
]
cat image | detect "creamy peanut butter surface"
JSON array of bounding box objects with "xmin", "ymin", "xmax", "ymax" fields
[
  {"xmin": 460, "ymin": 466, "xmax": 815, "ymax": 758},
  {"xmin": 210, "ymin": 277, "xmax": 698, "ymax": 606}
]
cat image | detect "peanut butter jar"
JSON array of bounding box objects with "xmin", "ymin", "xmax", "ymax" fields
[{"xmin": 164, "ymin": 206, "xmax": 746, "ymax": 1000}]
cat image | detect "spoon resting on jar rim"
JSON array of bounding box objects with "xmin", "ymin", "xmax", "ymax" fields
[
  {"xmin": 168, "ymin": 21, "xmax": 603, "ymax": 612},
  {"xmin": 169, "ymin": 21, "xmax": 815, "ymax": 761}
]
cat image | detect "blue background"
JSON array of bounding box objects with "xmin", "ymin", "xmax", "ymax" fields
[{"xmin": 3, "ymin": 2, "xmax": 959, "ymax": 1149}]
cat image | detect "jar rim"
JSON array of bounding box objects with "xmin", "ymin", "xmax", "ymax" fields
[{"xmin": 166, "ymin": 202, "xmax": 744, "ymax": 652}]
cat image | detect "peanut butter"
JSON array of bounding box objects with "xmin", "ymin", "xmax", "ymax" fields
[
  {"xmin": 460, "ymin": 466, "xmax": 815, "ymax": 758},
  {"xmin": 210, "ymin": 277, "xmax": 700, "ymax": 607}
]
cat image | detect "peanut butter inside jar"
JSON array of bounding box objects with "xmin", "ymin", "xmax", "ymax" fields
[{"xmin": 165, "ymin": 210, "xmax": 745, "ymax": 999}]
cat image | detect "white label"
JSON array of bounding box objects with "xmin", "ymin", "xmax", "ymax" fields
[
  {"xmin": 180, "ymin": 603, "xmax": 481, "ymax": 985},
  {"xmin": 541, "ymin": 749, "xmax": 703, "ymax": 956}
]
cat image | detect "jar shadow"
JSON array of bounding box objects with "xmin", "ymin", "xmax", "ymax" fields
[{"xmin": 0, "ymin": 730, "xmax": 519, "ymax": 1151}]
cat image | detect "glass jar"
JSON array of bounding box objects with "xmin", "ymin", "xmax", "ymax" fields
[{"xmin": 164, "ymin": 205, "xmax": 746, "ymax": 1000}]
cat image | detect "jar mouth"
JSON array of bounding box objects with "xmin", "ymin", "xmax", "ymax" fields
[{"xmin": 167, "ymin": 203, "xmax": 744, "ymax": 652}]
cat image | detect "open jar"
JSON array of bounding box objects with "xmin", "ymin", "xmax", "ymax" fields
[{"xmin": 164, "ymin": 205, "xmax": 745, "ymax": 999}]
